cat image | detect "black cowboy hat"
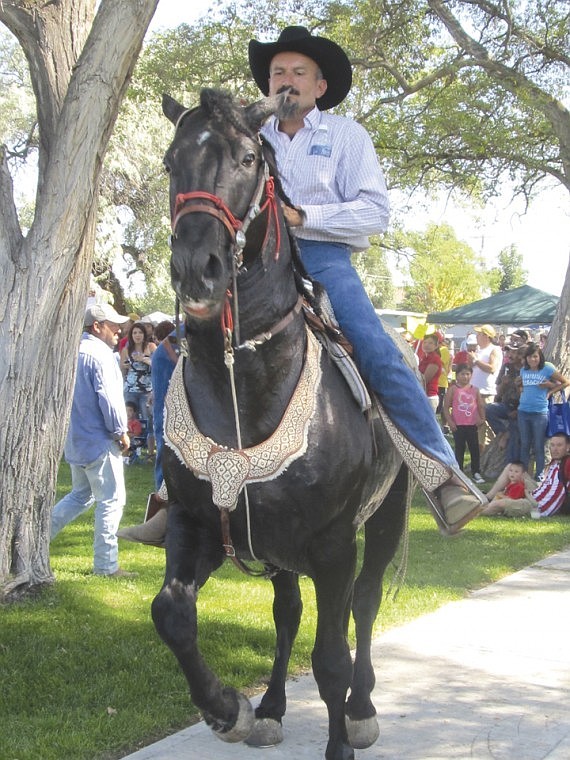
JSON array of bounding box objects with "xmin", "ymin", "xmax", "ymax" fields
[{"xmin": 248, "ymin": 26, "xmax": 352, "ymax": 110}]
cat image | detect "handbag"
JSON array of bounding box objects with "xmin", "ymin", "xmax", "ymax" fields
[{"xmin": 546, "ymin": 389, "xmax": 570, "ymax": 437}]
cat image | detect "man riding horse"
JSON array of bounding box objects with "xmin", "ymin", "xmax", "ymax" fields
[{"xmin": 120, "ymin": 26, "xmax": 486, "ymax": 547}]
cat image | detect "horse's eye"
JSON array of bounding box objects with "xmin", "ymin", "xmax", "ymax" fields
[
  {"xmin": 163, "ymin": 161, "xmax": 171, "ymax": 174},
  {"xmin": 242, "ymin": 152, "xmax": 256, "ymax": 167}
]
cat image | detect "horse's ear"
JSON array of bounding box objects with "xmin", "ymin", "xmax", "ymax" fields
[
  {"xmin": 243, "ymin": 92, "xmax": 289, "ymax": 132},
  {"xmin": 162, "ymin": 94, "xmax": 186, "ymax": 126}
]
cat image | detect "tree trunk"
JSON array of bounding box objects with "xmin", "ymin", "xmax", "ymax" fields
[
  {"xmin": 0, "ymin": 217, "xmax": 96, "ymax": 594},
  {"xmin": 545, "ymin": 254, "xmax": 570, "ymax": 375},
  {"xmin": 0, "ymin": 0, "xmax": 159, "ymax": 599}
]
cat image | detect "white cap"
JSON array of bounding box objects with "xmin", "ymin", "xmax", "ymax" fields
[
  {"xmin": 84, "ymin": 303, "xmax": 129, "ymax": 326},
  {"xmin": 466, "ymin": 333, "xmax": 477, "ymax": 344}
]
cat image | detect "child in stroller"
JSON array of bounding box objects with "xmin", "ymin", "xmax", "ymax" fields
[{"xmin": 125, "ymin": 401, "xmax": 147, "ymax": 464}]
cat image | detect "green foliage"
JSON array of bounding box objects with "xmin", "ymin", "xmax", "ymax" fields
[
  {"xmin": 488, "ymin": 244, "xmax": 529, "ymax": 292},
  {"xmin": 3, "ymin": 459, "xmax": 569, "ymax": 759},
  {"xmin": 100, "ymin": 95, "xmax": 172, "ymax": 308},
  {"xmin": 335, "ymin": 0, "xmax": 569, "ymax": 198},
  {"xmin": 397, "ymin": 222, "xmax": 487, "ymax": 311},
  {"xmin": 0, "ymin": 28, "xmax": 36, "ymax": 159},
  {"xmin": 133, "ymin": 16, "xmax": 253, "ymax": 104},
  {"xmin": 3, "ymin": 1, "xmax": 569, "ymax": 310}
]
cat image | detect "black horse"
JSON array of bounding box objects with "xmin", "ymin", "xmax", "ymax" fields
[{"xmin": 152, "ymin": 88, "xmax": 411, "ymax": 760}]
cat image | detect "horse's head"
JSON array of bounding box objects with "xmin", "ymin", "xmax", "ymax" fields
[{"xmin": 162, "ymin": 88, "xmax": 288, "ymax": 321}]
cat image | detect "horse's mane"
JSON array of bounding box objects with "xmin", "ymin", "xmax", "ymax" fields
[
  {"xmin": 260, "ymin": 135, "xmax": 311, "ymax": 286},
  {"xmin": 200, "ymin": 88, "xmax": 252, "ymax": 139}
]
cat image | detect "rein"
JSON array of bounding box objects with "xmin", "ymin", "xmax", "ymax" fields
[{"xmin": 218, "ymin": 292, "xmax": 304, "ymax": 578}]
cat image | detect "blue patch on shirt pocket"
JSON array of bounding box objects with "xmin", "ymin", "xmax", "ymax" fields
[{"xmin": 309, "ymin": 145, "xmax": 332, "ymax": 157}]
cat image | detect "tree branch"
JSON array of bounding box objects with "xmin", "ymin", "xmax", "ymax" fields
[
  {"xmin": 0, "ymin": 0, "xmax": 95, "ymax": 180},
  {"xmin": 31, "ymin": 0, "xmax": 160, "ymax": 277},
  {"xmin": 461, "ymin": 0, "xmax": 570, "ymax": 66},
  {"xmin": 428, "ymin": 0, "xmax": 570, "ymax": 191},
  {"xmin": 0, "ymin": 145, "xmax": 23, "ymax": 263}
]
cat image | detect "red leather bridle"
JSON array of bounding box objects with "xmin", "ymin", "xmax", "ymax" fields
[
  {"xmin": 171, "ymin": 191, "xmax": 243, "ymax": 245},
  {"xmin": 170, "ymin": 162, "xmax": 281, "ymax": 264}
]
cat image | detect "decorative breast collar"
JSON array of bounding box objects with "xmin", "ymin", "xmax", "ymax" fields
[{"xmin": 164, "ymin": 328, "xmax": 322, "ymax": 511}]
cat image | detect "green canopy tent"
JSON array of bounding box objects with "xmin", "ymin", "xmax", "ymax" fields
[{"xmin": 427, "ymin": 285, "xmax": 559, "ymax": 326}]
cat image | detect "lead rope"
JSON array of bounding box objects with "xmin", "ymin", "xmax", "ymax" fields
[{"xmin": 221, "ymin": 295, "xmax": 262, "ymax": 566}]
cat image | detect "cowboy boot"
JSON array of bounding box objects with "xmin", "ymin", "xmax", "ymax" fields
[
  {"xmin": 424, "ymin": 469, "xmax": 487, "ymax": 536},
  {"xmin": 117, "ymin": 503, "xmax": 168, "ymax": 547},
  {"xmin": 145, "ymin": 491, "xmax": 167, "ymax": 522}
]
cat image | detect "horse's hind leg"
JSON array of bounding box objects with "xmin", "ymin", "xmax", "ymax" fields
[
  {"xmin": 346, "ymin": 465, "xmax": 410, "ymax": 749},
  {"xmin": 246, "ymin": 570, "xmax": 302, "ymax": 747}
]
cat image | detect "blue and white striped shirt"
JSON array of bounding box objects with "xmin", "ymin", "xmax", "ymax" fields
[{"xmin": 261, "ymin": 107, "xmax": 390, "ymax": 252}]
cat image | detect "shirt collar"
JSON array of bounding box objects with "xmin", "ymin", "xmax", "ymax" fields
[
  {"xmin": 82, "ymin": 331, "xmax": 113, "ymax": 352},
  {"xmin": 303, "ymin": 106, "xmax": 322, "ymax": 129}
]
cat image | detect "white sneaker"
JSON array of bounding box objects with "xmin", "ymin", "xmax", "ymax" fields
[{"xmin": 472, "ymin": 473, "xmax": 485, "ymax": 484}]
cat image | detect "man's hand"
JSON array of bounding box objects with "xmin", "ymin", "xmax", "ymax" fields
[
  {"xmin": 117, "ymin": 433, "xmax": 130, "ymax": 452},
  {"xmin": 282, "ymin": 204, "xmax": 304, "ymax": 227}
]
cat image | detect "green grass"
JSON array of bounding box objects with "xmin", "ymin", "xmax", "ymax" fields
[{"xmin": 1, "ymin": 460, "xmax": 569, "ymax": 760}]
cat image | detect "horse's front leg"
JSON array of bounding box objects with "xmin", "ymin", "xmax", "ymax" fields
[
  {"xmin": 247, "ymin": 570, "xmax": 303, "ymax": 747},
  {"xmin": 311, "ymin": 535, "xmax": 357, "ymax": 760},
  {"xmin": 151, "ymin": 501, "xmax": 254, "ymax": 743}
]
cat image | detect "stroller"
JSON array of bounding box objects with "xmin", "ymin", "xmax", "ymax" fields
[{"xmin": 125, "ymin": 417, "xmax": 148, "ymax": 465}]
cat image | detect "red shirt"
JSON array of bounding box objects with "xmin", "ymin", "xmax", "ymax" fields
[
  {"xmin": 128, "ymin": 418, "xmax": 143, "ymax": 436},
  {"xmin": 504, "ymin": 481, "xmax": 525, "ymax": 500},
  {"xmin": 418, "ymin": 352, "xmax": 442, "ymax": 397}
]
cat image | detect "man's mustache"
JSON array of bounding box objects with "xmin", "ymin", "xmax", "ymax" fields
[{"xmin": 277, "ymin": 85, "xmax": 301, "ymax": 97}]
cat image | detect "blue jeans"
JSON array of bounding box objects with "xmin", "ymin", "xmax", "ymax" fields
[
  {"xmin": 517, "ymin": 410, "xmax": 548, "ymax": 478},
  {"xmin": 151, "ymin": 337, "xmax": 179, "ymax": 489},
  {"xmin": 298, "ymin": 240, "xmax": 456, "ymax": 467},
  {"xmin": 51, "ymin": 444, "xmax": 126, "ymax": 574},
  {"xmin": 485, "ymin": 402, "xmax": 521, "ymax": 462}
]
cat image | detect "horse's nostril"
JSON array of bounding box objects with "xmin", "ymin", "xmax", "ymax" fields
[{"xmin": 203, "ymin": 254, "xmax": 222, "ymax": 285}]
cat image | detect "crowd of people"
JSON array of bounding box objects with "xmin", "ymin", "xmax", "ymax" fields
[{"xmin": 415, "ymin": 325, "xmax": 570, "ymax": 519}]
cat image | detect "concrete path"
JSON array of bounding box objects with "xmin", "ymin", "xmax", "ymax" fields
[{"xmin": 123, "ymin": 549, "xmax": 570, "ymax": 759}]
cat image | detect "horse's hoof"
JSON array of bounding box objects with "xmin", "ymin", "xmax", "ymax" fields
[
  {"xmin": 210, "ymin": 693, "xmax": 254, "ymax": 743},
  {"xmin": 245, "ymin": 717, "xmax": 284, "ymax": 747},
  {"xmin": 345, "ymin": 714, "xmax": 380, "ymax": 749}
]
